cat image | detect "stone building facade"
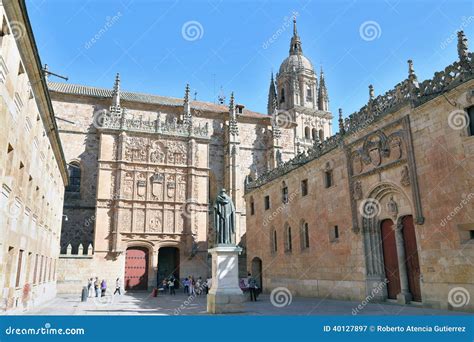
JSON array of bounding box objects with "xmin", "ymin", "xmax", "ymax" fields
[
  {"xmin": 52, "ymin": 19, "xmax": 332, "ymax": 293},
  {"xmin": 245, "ymin": 32, "xmax": 474, "ymax": 311},
  {"xmin": 0, "ymin": 1, "xmax": 68, "ymax": 312}
]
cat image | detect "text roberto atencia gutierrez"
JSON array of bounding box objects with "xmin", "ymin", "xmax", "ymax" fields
[{"xmin": 377, "ymin": 325, "xmax": 466, "ymax": 333}]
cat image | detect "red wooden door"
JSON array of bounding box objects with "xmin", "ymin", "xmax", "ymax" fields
[
  {"xmin": 124, "ymin": 247, "xmax": 148, "ymax": 290},
  {"xmin": 402, "ymin": 215, "xmax": 422, "ymax": 302},
  {"xmin": 381, "ymin": 219, "xmax": 401, "ymax": 299}
]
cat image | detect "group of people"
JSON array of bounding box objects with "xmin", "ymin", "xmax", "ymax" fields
[
  {"xmin": 182, "ymin": 276, "xmax": 210, "ymax": 296},
  {"xmin": 87, "ymin": 277, "xmax": 122, "ymax": 297}
]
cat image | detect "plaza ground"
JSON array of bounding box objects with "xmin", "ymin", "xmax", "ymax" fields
[{"xmin": 11, "ymin": 292, "xmax": 469, "ymax": 316}]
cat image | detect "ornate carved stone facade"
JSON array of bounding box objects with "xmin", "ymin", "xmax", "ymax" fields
[{"xmin": 245, "ymin": 33, "xmax": 474, "ymax": 311}]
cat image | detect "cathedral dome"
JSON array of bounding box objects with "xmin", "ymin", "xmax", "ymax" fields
[{"xmin": 278, "ymin": 53, "xmax": 314, "ymax": 74}]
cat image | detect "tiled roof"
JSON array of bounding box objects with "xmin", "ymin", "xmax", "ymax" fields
[{"xmin": 47, "ymin": 82, "xmax": 267, "ymax": 119}]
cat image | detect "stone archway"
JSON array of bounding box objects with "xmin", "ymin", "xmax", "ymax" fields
[
  {"xmin": 361, "ymin": 182, "xmax": 416, "ymax": 303},
  {"xmin": 124, "ymin": 246, "xmax": 149, "ymax": 291}
]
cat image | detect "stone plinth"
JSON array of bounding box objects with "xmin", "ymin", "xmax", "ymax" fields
[{"xmin": 207, "ymin": 245, "xmax": 244, "ymax": 314}]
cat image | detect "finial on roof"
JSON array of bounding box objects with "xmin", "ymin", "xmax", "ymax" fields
[
  {"xmin": 369, "ymin": 84, "xmax": 374, "ymax": 100},
  {"xmin": 229, "ymin": 92, "xmax": 239, "ymax": 136},
  {"xmin": 338, "ymin": 108, "xmax": 345, "ymax": 134},
  {"xmin": 289, "ymin": 16, "xmax": 303, "ymax": 55},
  {"xmin": 407, "ymin": 59, "xmax": 416, "ymax": 77},
  {"xmin": 318, "ymin": 66, "xmax": 329, "ymax": 111},
  {"xmin": 457, "ymin": 31, "xmax": 469, "ymax": 61},
  {"xmin": 112, "ymin": 73, "xmax": 120, "ymax": 108},
  {"xmin": 183, "ymin": 83, "xmax": 192, "ymax": 126}
]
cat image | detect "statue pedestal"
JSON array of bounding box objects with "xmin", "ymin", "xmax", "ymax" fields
[{"xmin": 207, "ymin": 245, "xmax": 244, "ymax": 314}]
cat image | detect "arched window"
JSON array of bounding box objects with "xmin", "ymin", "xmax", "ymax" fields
[
  {"xmin": 271, "ymin": 228, "xmax": 278, "ymax": 253},
  {"xmin": 65, "ymin": 162, "xmax": 81, "ymax": 193},
  {"xmin": 312, "ymin": 128, "xmax": 317, "ymax": 141},
  {"xmin": 285, "ymin": 225, "xmax": 292, "ymax": 252},
  {"xmin": 249, "ymin": 196, "xmax": 255, "ymax": 216},
  {"xmin": 281, "ymin": 181, "xmax": 288, "ymax": 204},
  {"xmin": 301, "ymin": 222, "xmax": 310, "ymax": 249},
  {"xmin": 304, "ymin": 126, "xmax": 310, "ymax": 139},
  {"xmin": 319, "ymin": 129, "xmax": 324, "ymax": 141},
  {"xmin": 280, "ymin": 88, "xmax": 285, "ymax": 103}
]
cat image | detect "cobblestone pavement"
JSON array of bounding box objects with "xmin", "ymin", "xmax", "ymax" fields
[{"xmin": 12, "ymin": 291, "xmax": 469, "ymax": 316}]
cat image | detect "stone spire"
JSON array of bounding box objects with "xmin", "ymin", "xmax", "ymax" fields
[
  {"xmin": 229, "ymin": 92, "xmax": 239, "ymax": 136},
  {"xmin": 183, "ymin": 83, "xmax": 192, "ymax": 126},
  {"xmin": 338, "ymin": 108, "xmax": 345, "ymax": 134},
  {"xmin": 318, "ymin": 67, "xmax": 329, "ymax": 111},
  {"xmin": 369, "ymin": 84, "xmax": 375, "ymax": 101},
  {"xmin": 457, "ymin": 30, "xmax": 469, "ymax": 62},
  {"xmin": 271, "ymin": 97, "xmax": 281, "ymax": 139},
  {"xmin": 407, "ymin": 60, "xmax": 419, "ymax": 98},
  {"xmin": 289, "ymin": 17, "xmax": 303, "ymax": 56},
  {"xmin": 112, "ymin": 73, "xmax": 120, "ymax": 108},
  {"xmin": 267, "ymin": 72, "xmax": 277, "ymax": 115}
]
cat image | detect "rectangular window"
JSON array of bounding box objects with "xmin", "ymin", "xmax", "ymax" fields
[
  {"xmin": 15, "ymin": 250, "xmax": 24, "ymax": 288},
  {"xmin": 301, "ymin": 179, "xmax": 308, "ymax": 196},
  {"xmin": 282, "ymin": 186, "xmax": 288, "ymax": 204},
  {"xmin": 33, "ymin": 254, "xmax": 38, "ymax": 284},
  {"xmin": 250, "ymin": 201, "xmax": 255, "ymax": 215},
  {"xmin": 273, "ymin": 230, "xmax": 278, "ymax": 253},
  {"xmin": 325, "ymin": 170, "xmax": 333, "ymax": 188},
  {"xmin": 264, "ymin": 195, "xmax": 270, "ymax": 210},
  {"xmin": 303, "ymin": 223, "xmax": 310, "ymax": 249},
  {"xmin": 334, "ymin": 225, "xmax": 339, "ymax": 239},
  {"xmin": 468, "ymin": 106, "xmax": 474, "ymax": 136},
  {"xmin": 329, "ymin": 225, "xmax": 339, "ymax": 242},
  {"xmin": 470, "ymin": 230, "xmax": 474, "ymax": 240}
]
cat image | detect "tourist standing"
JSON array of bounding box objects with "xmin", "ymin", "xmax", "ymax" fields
[
  {"xmin": 248, "ymin": 272, "xmax": 257, "ymax": 302},
  {"xmin": 168, "ymin": 277, "xmax": 176, "ymax": 295},
  {"xmin": 87, "ymin": 278, "xmax": 93, "ymax": 297},
  {"xmin": 188, "ymin": 276, "xmax": 195, "ymax": 296},
  {"xmin": 114, "ymin": 278, "xmax": 122, "ymax": 295},
  {"xmin": 196, "ymin": 277, "xmax": 202, "ymax": 295},
  {"xmin": 101, "ymin": 279, "xmax": 107, "ymax": 297},
  {"xmin": 94, "ymin": 277, "xmax": 100, "ymax": 297},
  {"xmin": 183, "ymin": 277, "xmax": 189, "ymax": 294}
]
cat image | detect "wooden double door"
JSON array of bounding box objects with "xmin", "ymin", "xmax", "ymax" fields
[
  {"xmin": 380, "ymin": 216, "xmax": 421, "ymax": 302},
  {"xmin": 124, "ymin": 247, "xmax": 149, "ymax": 291}
]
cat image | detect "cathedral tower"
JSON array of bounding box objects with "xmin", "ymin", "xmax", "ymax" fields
[{"xmin": 270, "ymin": 18, "xmax": 333, "ymax": 152}]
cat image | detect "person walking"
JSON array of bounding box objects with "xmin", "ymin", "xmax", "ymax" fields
[
  {"xmin": 168, "ymin": 277, "xmax": 176, "ymax": 295},
  {"xmin": 195, "ymin": 277, "xmax": 202, "ymax": 295},
  {"xmin": 114, "ymin": 278, "xmax": 122, "ymax": 295},
  {"xmin": 101, "ymin": 279, "xmax": 107, "ymax": 297},
  {"xmin": 248, "ymin": 272, "xmax": 257, "ymax": 302},
  {"xmin": 183, "ymin": 277, "xmax": 189, "ymax": 294},
  {"xmin": 94, "ymin": 277, "xmax": 100, "ymax": 297}
]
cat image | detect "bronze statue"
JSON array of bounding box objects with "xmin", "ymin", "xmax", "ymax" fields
[{"xmin": 213, "ymin": 189, "xmax": 236, "ymax": 245}]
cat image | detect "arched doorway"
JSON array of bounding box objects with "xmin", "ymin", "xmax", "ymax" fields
[
  {"xmin": 157, "ymin": 247, "xmax": 180, "ymax": 287},
  {"xmin": 402, "ymin": 215, "xmax": 422, "ymax": 302},
  {"xmin": 380, "ymin": 219, "xmax": 401, "ymax": 299},
  {"xmin": 124, "ymin": 246, "xmax": 149, "ymax": 291},
  {"xmin": 251, "ymin": 257, "xmax": 262, "ymax": 290}
]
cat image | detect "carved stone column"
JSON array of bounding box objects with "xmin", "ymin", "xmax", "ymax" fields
[{"xmin": 394, "ymin": 221, "xmax": 412, "ymax": 304}]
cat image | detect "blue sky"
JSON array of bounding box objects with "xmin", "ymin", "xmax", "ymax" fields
[{"xmin": 27, "ymin": 0, "xmax": 473, "ymax": 129}]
